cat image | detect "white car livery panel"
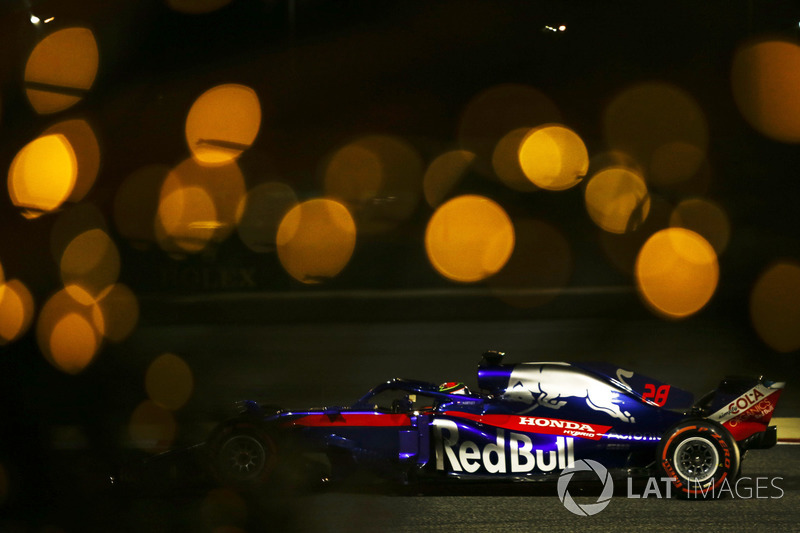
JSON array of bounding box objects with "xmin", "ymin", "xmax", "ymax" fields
[
  {"xmin": 707, "ymin": 380, "xmax": 785, "ymax": 440},
  {"xmin": 501, "ymin": 363, "xmax": 636, "ymax": 423},
  {"xmin": 432, "ymin": 418, "xmax": 576, "ymax": 474}
]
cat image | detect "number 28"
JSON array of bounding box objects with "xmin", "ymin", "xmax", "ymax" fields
[{"xmin": 643, "ymin": 384, "xmax": 670, "ymax": 406}]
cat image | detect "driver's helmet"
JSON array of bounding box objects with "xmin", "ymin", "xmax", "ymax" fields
[{"xmin": 439, "ymin": 381, "xmax": 470, "ymax": 395}]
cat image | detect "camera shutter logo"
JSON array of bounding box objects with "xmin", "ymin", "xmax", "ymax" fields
[{"xmin": 557, "ymin": 459, "xmax": 614, "ymax": 516}]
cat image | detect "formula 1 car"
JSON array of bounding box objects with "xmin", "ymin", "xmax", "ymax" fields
[{"xmin": 206, "ymin": 351, "xmax": 784, "ymax": 498}]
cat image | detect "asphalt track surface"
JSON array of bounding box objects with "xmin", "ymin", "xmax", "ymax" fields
[
  {"xmin": 291, "ymin": 447, "xmax": 800, "ymax": 533},
  {"xmin": 17, "ymin": 444, "xmax": 795, "ymax": 533}
]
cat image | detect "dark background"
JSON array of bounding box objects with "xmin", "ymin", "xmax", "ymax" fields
[{"xmin": 1, "ymin": 1, "xmax": 800, "ymax": 530}]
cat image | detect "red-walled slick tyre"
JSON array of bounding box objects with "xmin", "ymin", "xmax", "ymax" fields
[{"xmin": 657, "ymin": 419, "xmax": 740, "ymax": 499}]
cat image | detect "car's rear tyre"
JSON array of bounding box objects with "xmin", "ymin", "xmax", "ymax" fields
[
  {"xmin": 208, "ymin": 419, "xmax": 278, "ymax": 489},
  {"xmin": 657, "ymin": 419, "xmax": 739, "ymax": 499}
]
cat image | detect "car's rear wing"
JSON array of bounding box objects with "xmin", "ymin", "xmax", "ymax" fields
[{"xmin": 704, "ymin": 376, "xmax": 785, "ymax": 445}]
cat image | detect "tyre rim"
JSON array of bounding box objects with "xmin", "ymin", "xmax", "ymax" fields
[
  {"xmin": 673, "ymin": 436, "xmax": 719, "ymax": 483},
  {"xmin": 220, "ymin": 435, "xmax": 267, "ymax": 481}
]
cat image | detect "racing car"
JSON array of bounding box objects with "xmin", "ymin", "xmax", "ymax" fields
[{"xmin": 206, "ymin": 351, "xmax": 784, "ymax": 498}]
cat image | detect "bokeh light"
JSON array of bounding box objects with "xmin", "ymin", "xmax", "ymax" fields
[
  {"xmin": 492, "ymin": 128, "xmax": 539, "ymax": 192},
  {"xmin": 732, "ymin": 39, "xmax": 800, "ymax": 143},
  {"xmin": 202, "ymin": 489, "xmax": 248, "ymax": 532},
  {"xmin": 589, "ymin": 150, "xmax": 641, "ymax": 174},
  {"xmin": 156, "ymin": 159, "xmax": 245, "ymax": 253},
  {"xmin": 60, "ymin": 228, "xmax": 120, "ymax": 304},
  {"xmin": 276, "ymin": 199, "xmax": 357, "ymax": 284},
  {"xmin": 635, "ymin": 228, "xmax": 719, "ymax": 319},
  {"xmin": 649, "ymin": 141, "xmax": 707, "ymax": 189},
  {"xmin": 488, "ymin": 219, "xmax": 572, "ymax": 308},
  {"xmin": 170, "ymin": 158, "xmax": 245, "ymax": 239},
  {"xmin": 458, "ymin": 84, "xmax": 561, "ymax": 177},
  {"xmin": 750, "ymin": 262, "xmax": 800, "ymax": 353},
  {"xmin": 24, "ymin": 27, "xmax": 99, "ymax": 114},
  {"xmin": 326, "ymin": 143, "xmax": 381, "ymax": 202},
  {"xmin": 599, "ymin": 195, "xmax": 671, "ymax": 274},
  {"xmin": 585, "ymin": 167, "xmax": 650, "ymax": 234},
  {"xmin": 669, "ymin": 197, "xmax": 730, "ymax": 255},
  {"xmin": 425, "ymin": 195, "xmax": 515, "ymax": 283},
  {"xmin": 51, "ymin": 203, "xmax": 108, "ymax": 264},
  {"xmin": 157, "ymin": 186, "xmax": 217, "ymax": 254},
  {"xmin": 128, "ymin": 400, "xmax": 177, "ymax": 453},
  {"xmin": 167, "ymin": 0, "xmax": 233, "ymax": 14},
  {"xmin": 518, "ymin": 124, "xmax": 588, "ymax": 190},
  {"xmin": 323, "ymin": 135, "xmax": 423, "ymax": 234},
  {"xmin": 37, "ymin": 287, "xmax": 104, "ymax": 374},
  {"xmin": 604, "ymin": 82, "xmax": 708, "ymax": 187},
  {"xmin": 185, "ymin": 84, "xmax": 261, "ymax": 165},
  {"xmin": 42, "ymin": 119, "xmax": 100, "ymax": 202},
  {"xmin": 424, "ymin": 150, "xmax": 476, "ymax": 206},
  {"xmin": 93, "ymin": 283, "xmax": 139, "ymax": 343},
  {"xmin": 237, "ymin": 182, "xmax": 298, "ymax": 253},
  {"xmin": 8, "ymin": 134, "xmax": 77, "ymax": 216},
  {"xmin": 114, "ymin": 165, "xmax": 169, "ymax": 248},
  {"xmin": 145, "ymin": 353, "xmax": 194, "ymax": 411},
  {"xmin": 0, "ymin": 279, "xmax": 35, "ymax": 345},
  {"xmin": 49, "ymin": 313, "xmax": 99, "ymax": 374}
]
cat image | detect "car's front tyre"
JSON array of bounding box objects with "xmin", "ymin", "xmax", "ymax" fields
[
  {"xmin": 657, "ymin": 419, "xmax": 739, "ymax": 499},
  {"xmin": 208, "ymin": 419, "xmax": 278, "ymax": 489}
]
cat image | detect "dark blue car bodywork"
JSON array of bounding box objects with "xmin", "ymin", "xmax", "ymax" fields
[{"xmin": 208, "ymin": 351, "xmax": 783, "ymax": 492}]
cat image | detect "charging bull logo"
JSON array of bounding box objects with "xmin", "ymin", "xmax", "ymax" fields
[{"xmin": 502, "ymin": 365, "xmax": 635, "ymax": 423}]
